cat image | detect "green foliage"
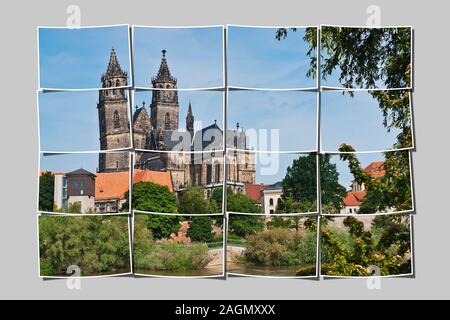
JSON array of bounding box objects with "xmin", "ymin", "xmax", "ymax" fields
[
  {"xmin": 133, "ymin": 215, "xmax": 212, "ymax": 272},
  {"xmin": 244, "ymin": 228, "xmax": 316, "ymax": 267},
  {"xmin": 145, "ymin": 214, "xmax": 182, "ymax": 240},
  {"xmin": 53, "ymin": 202, "xmax": 82, "ymax": 214},
  {"xmin": 320, "ymin": 216, "xmax": 411, "ymax": 276},
  {"xmin": 39, "ymin": 215, "xmax": 130, "ymax": 276},
  {"xmin": 228, "ymin": 214, "xmax": 263, "ymax": 238},
  {"xmin": 339, "ymin": 148, "xmax": 412, "ymax": 213},
  {"xmin": 281, "ymin": 154, "xmax": 346, "ymax": 213},
  {"xmin": 123, "ymin": 181, "xmax": 177, "ymax": 213},
  {"xmin": 212, "ymin": 187, "xmax": 260, "ymax": 213},
  {"xmin": 178, "ymin": 187, "xmax": 216, "ymax": 214},
  {"xmin": 187, "ymin": 216, "xmax": 214, "ymax": 242},
  {"xmin": 39, "ymin": 172, "xmax": 54, "ymax": 211}
]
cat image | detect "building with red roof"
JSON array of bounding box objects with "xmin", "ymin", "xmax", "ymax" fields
[{"xmin": 341, "ymin": 161, "xmax": 385, "ymax": 214}]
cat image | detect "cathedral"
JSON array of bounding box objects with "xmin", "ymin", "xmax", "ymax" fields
[{"xmin": 97, "ymin": 48, "xmax": 255, "ymax": 196}]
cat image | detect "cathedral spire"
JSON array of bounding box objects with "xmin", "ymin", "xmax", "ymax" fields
[
  {"xmin": 152, "ymin": 49, "xmax": 177, "ymax": 85},
  {"xmin": 103, "ymin": 47, "xmax": 127, "ymax": 80},
  {"xmin": 186, "ymin": 101, "xmax": 194, "ymax": 135}
]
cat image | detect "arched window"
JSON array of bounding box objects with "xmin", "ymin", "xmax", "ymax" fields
[
  {"xmin": 108, "ymin": 81, "xmax": 112, "ymax": 87},
  {"xmin": 269, "ymin": 198, "xmax": 274, "ymax": 206},
  {"xmin": 116, "ymin": 79, "xmax": 120, "ymax": 87},
  {"xmin": 113, "ymin": 110, "xmax": 120, "ymax": 128},
  {"xmin": 206, "ymin": 164, "xmax": 212, "ymax": 185},
  {"xmin": 214, "ymin": 161, "xmax": 220, "ymax": 183},
  {"xmin": 164, "ymin": 113, "xmax": 171, "ymax": 130}
]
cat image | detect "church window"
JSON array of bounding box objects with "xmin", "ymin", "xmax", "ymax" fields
[
  {"xmin": 270, "ymin": 198, "xmax": 274, "ymax": 206},
  {"xmin": 206, "ymin": 164, "xmax": 212, "ymax": 185},
  {"xmin": 108, "ymin": 81, "xmax": 112, "ymax": 87},
  {"xmin": 214, "ymin": 161, "xmax": 220, "ymax": 183},
  {"xmin": 116, "ymin": 79, "xmax": 120, "ymax": 87},
  {"xmin": 113, "ymin": 110, "xmax": 120, "ymax": 128},
  {"xmin": 164, "ymin": 113, "xmax": 171, "ymax": 130}
]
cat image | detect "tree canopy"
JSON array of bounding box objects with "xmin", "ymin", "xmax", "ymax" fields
[
  {"xmin": 39, "ymin": 172, "xmax": 54, "ymax": 212},
  {"xmin": 39, "ymin": 215, "xmax": 130, "ymax": 276},
  {"xmin": 123, "ymin": 181, "xmax": 177, "ymax": 213}
]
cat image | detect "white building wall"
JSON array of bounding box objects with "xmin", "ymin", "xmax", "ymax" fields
[
  {"xmin": 53, "ymin": 174, "xmax": 63, "ymax": 210},
  {"xmin": 262, "ymin": 189, "xmax": 283, "ymax": 216},
  {"xmin": 68, "ymin": 196, "xmax": 95, "ymax": 213}
]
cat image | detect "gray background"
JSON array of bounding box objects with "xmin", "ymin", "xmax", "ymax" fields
[{"xmin": 0, "ymin": 0, "xmax": 447, "ymax": 299}]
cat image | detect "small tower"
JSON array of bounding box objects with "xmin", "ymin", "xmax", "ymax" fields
[
  {"xmin": 150, "ymin": 49, "xmax": 179, "ymax": 131},
  {"xmin": 97, "ymin": 47, "xmax": 130, "ymax": 172},
  {"xmin": 186, "ymin": 101, "xmax": 194, "ymax": 138}
]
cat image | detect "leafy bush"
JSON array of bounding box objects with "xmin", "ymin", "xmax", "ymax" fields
[
  {"xmin": 39, "ymin": 215, "xmax": 130, "ymax": 276},
  {"xmin": 243, "ymin": 228, "xmax": 315, "ymax": 267},
  {"xmin": 187, "ymin": 216, "xmax": 214, "ymax": 242},
  {"xmin": 134, "ymin": 215, "xmax": 213, "ymax": 272}
]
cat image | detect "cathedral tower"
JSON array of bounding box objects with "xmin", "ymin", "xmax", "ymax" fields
[
  {"xmin": 97, "ymin": 47, "xmax": 130, "ymax": 172},
  {"xmin": 186, "ymin": 101, "xmax": 194, "ymax": 137},
  {"xmin": 150, "ymin": 50, "xmax": 179, "ymax": 131}
]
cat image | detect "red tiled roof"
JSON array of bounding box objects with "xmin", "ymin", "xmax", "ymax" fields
[
  {"xmin": 95, "ymin": 169, "xmax": 173, "ymax": 201},
  {"xmin": 133, "ymin": 169, "xmax": 173, "ymax": 193},
  {"xmin": 364, "ymin": 161, "xmax": 385, "ymax": 178},
  {"xmin": 343, "ymin": 191, "xmax": 366, "ymax": 206},
  {"xmin": 244, "ymin": 183, "xmax": 270, "ymax": 203}
]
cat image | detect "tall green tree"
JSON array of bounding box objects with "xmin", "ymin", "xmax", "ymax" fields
[
  {"xmin": 281, "ymin": 154, "xmax": 346, "ymax": 213},
  {"xmin": 39, "ymin": 172, "xmax": 54, "ymax": 211},
  {"xmin": 123, "ymin": 181, "xmax": 180, "ymax": 240},
  {"xmin": 178, "ymin": 187, "xmax": 214, "ymax": 215},
  {"xmin": 144, "ymin": 214, "xmax": 181, "ymax": 240},
  {"xmin": 211, "ymin": 187, "xmax": 262, "ymax": 237},
  {"xmin": 187, "ymin": 216, "xmax": 214, "ymax": 242},
  {"xmin": 277, "ymin": 27, "xmax": 413, "ymax": 213},
  {"xmin": 123, "ymin": 181, "xmax": 177, "ymax": 213}
]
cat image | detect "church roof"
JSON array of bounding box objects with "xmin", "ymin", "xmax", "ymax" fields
[
  {"xmin": 152, "ymin": 49, "xmax": 177, "ymax": 84},
  {"xmin": 192, "ymin": 121, "xmax": 223, "ymax": 150},
  {"xmin": 102, "ymin": 47, "xmax": 127, "ymax": 79},
  {"xmin": 66, "ymin": 168, "xmax": 96, "ymax": 177},
  {"xmin": 132, "ymin": 106, "xmax": 149, "ymax": 123}
]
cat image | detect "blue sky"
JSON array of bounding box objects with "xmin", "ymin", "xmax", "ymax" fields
[
  {"xmin": 252, "ymin": 152, "xmax": 315, "ymax": 188},
  {"xmin": 228, "ymin": 90, "xmax": 317, "ymax": 152},
  {"xmin": 228, "ymin": 26, "xmax": 315, "ymax": 89},
  {"xmin": 321, "ymin": 91, "xmax": 407, "ymax": 152},
  {"xmin": 133, "ymin": 27, "xmax": 223, "ymax": 89},
  {"xmin": 38, "ymin": 91, "xmax": 131, "ymax": 152},
  {"xmin": 40, "ymin": 153, "xmax": 101, "ymax": 174},
  {"xmin": 39, "ymin": 25, "xmax": 131, "ymax": 89}
]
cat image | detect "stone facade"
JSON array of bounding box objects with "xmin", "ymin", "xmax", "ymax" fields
[
  {"xmin": 97, "ymin": 48, "xmax": 130, "ymax": 172},
  {"xmin": 98, "ymin": 49, "xmax": 255, "ymax": 193}
]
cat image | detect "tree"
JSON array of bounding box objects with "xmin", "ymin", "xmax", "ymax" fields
[
  {"xmin": 211, "ymin": 187, "xmax": 262, "ymax": 237},
  {"xmin": 39, "ymin": 172, "xmax": 54, "ymax": 211},
  {"xmin": 144, "ymin": 215, "xmax": 181, "ymax": 240},
  {"xmin": 39, "ymin": 216, "xmax": 130, "ymax": 276},
  {"xmin": 187, "ymin": 216, "xmax": 214, "ymax": 242},
  {"xmin": 277, "ymin": 27, "xmax": 413, "ymax": 213},
  {"xmin": 281, "ymin": 154, "xmax": 346, "ymax": 213},
  {"xmin": 178, "ymin": 187, "xmax": 214, "ymax": 215},
  {"xmin": 123, "ymin": 181, "xmax": 177, "ymax": 213},
  {"xmin": 320, "ymin": 216, "xmax": 411, "ymax": 276},
  {"xmin": 228, "ymin": 214, "xmax": 264, "ymax": 239}
]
